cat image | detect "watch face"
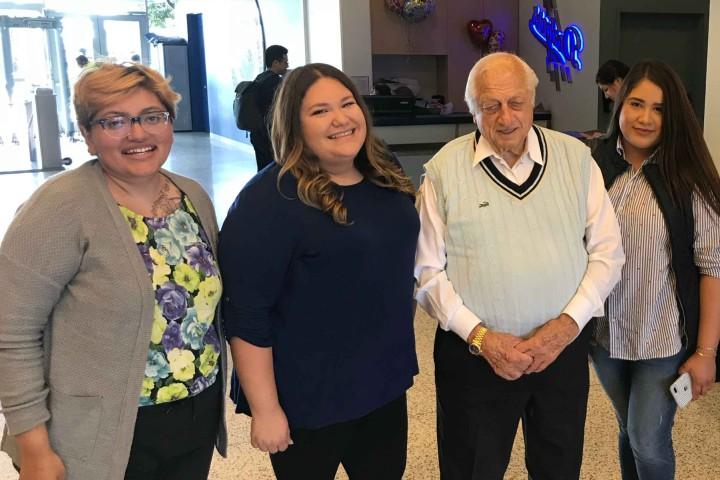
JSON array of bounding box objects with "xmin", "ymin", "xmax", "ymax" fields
[{"xmin": 469, "ymin": 343, "xmax": 481, "ymax": 356}]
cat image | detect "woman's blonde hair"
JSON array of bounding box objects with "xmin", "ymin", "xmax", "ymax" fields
[
  {"xmin": 74, "ymin": 62, "xmax": 181, "ymax": 130},
  {"xmin": 271, "ymin": 63, "xmax": 415, "ymax": 225}
]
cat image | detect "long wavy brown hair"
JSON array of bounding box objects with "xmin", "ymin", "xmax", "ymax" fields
[
  {"xmin": 607, "ymin": 60, "xmax": 720, "ymax": 215},
  {"xmin": 270, "ymin": 63, "xmax": 415, "ymax": 225}
]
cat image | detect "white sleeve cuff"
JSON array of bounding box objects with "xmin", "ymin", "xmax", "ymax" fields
[
  {"xmin": 563, "ymin": 294, "xmax": 598, "ymax": 331},
  {"xmin": 448, "ymin": 305, "xmax": 484, "ymax": 343}
]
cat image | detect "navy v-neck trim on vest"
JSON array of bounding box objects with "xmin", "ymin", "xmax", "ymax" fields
[{"xmin": 475, "ymin": 125, "xmax": 548, "ymax": 200}]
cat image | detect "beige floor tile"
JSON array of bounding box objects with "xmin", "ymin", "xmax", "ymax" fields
[
  {"xmin": 207, "ymin": 444, "xmax": 272, "ymax": 480},
  {"xmin": 404, "ymin": 411, "xmax": 439, "ymax": 479},
  {"xmin": 2, "ymin": 320, "xmax": 719, "ymax": 480},
  {"xmin": 674, "ymin": 388, "xmax": 720, "ymax": 478}
]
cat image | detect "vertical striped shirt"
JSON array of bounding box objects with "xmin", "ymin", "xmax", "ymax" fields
[{"xmin": 594, "ymin": 142, "xmax": 720, "ymax": 360}]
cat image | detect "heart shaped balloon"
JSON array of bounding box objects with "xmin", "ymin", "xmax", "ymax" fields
[{"xmin": 467, "ymin": 19, "xmax": 493, "ymax": 49}]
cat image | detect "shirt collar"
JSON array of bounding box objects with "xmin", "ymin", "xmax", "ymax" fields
[
  {"xmin": 473, "ymin": 127, "xmax": 543, "ymax": 168},
  {"xmin": 615, "ymin": 135, "xmax": 625, "ymax": 157},
  {"xmin": 616, "ymin": 135, "xmax": 658, "ymax": 165}
]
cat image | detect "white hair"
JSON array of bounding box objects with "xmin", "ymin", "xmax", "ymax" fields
[{"xmin": 465, "ymin": 53, "xmax": 539, "ymax": 115}]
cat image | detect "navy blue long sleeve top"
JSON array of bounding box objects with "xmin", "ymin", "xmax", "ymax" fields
[{"xmin": 219, "ymin": 164, "xmax": 419, "ymax": 429}]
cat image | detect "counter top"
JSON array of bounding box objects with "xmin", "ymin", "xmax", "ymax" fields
[
  {"xmin": 373, "ymin": 113, "xmax": 473, "ymax": 127},
  {"xmin": 372, "ymin": 110, "xmax": 552, "ymax": 127}
]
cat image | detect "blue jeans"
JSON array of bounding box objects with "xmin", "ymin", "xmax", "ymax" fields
[{"xmin": 590, "ymin": 343, "xmax": 685, "ymax": 480}]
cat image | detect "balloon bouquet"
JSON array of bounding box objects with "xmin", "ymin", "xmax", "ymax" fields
[
  {"xmin": 466, "ymin": 18, "xmax": 506, "ymax": 55},
  {"xmin": 385, "ymin": 0, "xmax": 436, "ymax": 23}
]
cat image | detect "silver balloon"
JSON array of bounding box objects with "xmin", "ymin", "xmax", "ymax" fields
[{"xmin": 402, "ymin": 0, "xmax": 436, "ymax": 23}]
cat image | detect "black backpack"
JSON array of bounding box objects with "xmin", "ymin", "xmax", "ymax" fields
[{"xmin": 233, "ymin": 71, "xmax": 273, "ymax": 131}]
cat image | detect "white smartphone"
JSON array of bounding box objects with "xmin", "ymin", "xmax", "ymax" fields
[{"xmin": 669, "ymin": 372, "xmax": 693, "ymax": 408}]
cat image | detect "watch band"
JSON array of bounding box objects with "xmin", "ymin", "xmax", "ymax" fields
[{"xmin": 468, "ymin": 326, "xmax": 489, "ymax": 356}]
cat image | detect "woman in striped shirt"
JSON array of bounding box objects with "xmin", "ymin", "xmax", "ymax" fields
[{"xmin": 590, "ymin": 61, "xmax": 720, "ymax": 480}]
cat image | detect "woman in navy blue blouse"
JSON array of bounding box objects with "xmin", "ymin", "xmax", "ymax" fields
[{"xmin": 219, "ymin": 63, "xmax": 420, "ymax": 479}]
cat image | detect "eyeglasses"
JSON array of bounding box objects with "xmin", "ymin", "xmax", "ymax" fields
[
  {"xmin": 478, "ymin": 100, "xmax": 529, "ymax": 115},
  {"xmin": 91, "ymin": 111, "xmax": 171, "ymax": 138}
]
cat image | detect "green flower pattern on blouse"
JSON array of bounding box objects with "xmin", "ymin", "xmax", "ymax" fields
[{"xmin": 119, "ymin": 195, "xmax": 222, "ymax": 406}]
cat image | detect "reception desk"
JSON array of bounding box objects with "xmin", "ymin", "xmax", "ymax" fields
[{"xmin": 373, "ymin": 111, "xmax": 552, "ymax": 186}]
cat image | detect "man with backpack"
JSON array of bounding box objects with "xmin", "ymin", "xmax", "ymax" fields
[{"xmin": 235, "ymin": 45, "xmax": 289, "ymax": 171}]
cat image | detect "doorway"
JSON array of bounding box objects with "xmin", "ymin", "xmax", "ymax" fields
[
  {"xmin": 0, "ymin": 15, "xmax": 72, "ymax": 172},
  {"xmin": 619, "ymin": 12, "xmax": 706, "ymax": 121},
  {"xmin": 597, "ymin": 0, "xmax": 709, "ymax": 130},
  {"xmin": 0, "ymin": 12, "xmax": 149, "ymax": 173},
  {"xmin": 95, "ymin": 15, "xmax": 150, "ymax": 65}
]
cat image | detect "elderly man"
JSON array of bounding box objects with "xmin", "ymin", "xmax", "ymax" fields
[{"xmin": 415, "ymin": 53, "xmax": 625, "ymax": 479}]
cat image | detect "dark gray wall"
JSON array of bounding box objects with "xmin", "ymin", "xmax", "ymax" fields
[{"xmin": 598, "ymin": 0, "xmax": 709, "ymax": 128}]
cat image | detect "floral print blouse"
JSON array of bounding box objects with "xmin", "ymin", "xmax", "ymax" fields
[{"xmin": 119, "ymin": 194, "xmax": 222, "ymax": 406}]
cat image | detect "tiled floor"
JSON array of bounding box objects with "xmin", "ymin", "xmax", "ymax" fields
[
  {"xmin": 0, "ymin": 132, "xmax": 258, "ymax": 233},
  {"xmin": 1, "ymin": 132, "xmax": 719, "ymax": 479}
]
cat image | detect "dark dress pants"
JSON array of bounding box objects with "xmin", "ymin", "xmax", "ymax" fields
[
  {"xmin": 270, "ymin": 393, "xmax": 408, "ymax": 480},
  {"xmin": 124, "ymin": 379, "xmax": 221, "ymax": 480},
  {"xmin": 435, "ymin": 326, "xmax": 591, "ymax": 480}
]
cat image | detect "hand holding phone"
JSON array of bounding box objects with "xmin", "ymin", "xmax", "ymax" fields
[{"xmin": 669, "ymin": 372, "xmax": 693, "ymax": 408}]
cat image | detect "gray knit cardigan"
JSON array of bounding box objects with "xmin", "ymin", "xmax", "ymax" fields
[{"xmin": 0, "ymin": 160, "xmax": 227, "ymax": 479}]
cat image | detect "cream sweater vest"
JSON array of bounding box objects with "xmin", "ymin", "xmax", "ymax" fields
[{"xmin": 424, "ymin": 127, "xmax": 591, "ymax": 337}]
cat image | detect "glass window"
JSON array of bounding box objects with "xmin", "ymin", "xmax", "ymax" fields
[
  {"xmin": 306, "ymin": 0, "xmax": 341, "ymax": 68},
  {"xmin": 262, "ymin": 0, "xmax": 307, "ymax": 67},
  {"xmin": 45, "ymin": 0, "xmax": 146, "ymax": 16}
]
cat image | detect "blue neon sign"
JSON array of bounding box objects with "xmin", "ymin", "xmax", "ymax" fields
[{"xmin": 529, "ymin": 4, "xmax": 584, "ymax": 72}]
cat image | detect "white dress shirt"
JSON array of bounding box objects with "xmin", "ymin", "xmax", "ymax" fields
[{"xmin": 415, "ymin": 130, "xmax": 625, "ymax": 342}]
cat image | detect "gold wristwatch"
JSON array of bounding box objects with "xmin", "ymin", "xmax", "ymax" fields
[{"xmin": 468, "ymin": 325, "xmax": 489, "ymax": 356}]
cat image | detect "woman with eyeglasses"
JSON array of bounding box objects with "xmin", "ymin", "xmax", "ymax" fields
[{"xmin": 0, "ymin": 63, "xmax": 227, "ymax": 479}]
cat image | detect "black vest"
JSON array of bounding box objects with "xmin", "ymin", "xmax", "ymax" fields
[{"xmin": 591, "ymin": 135, "xmax": 708, "ymax": 368}]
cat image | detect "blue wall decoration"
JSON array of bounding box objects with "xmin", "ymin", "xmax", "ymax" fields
[{"xmin": 528, "ymin": 2, "xmax": 585, "ymax": 90}]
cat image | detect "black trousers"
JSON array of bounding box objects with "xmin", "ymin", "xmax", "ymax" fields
[
  {"xmin": 124, "ymin": 380, "xmax": 221, "ymax": 480},
  {"xmin": 250, "ymin": 128, "xmax": 274, "ymax": 171},
  {"xmin": 270, "ymin": 393, "xmax": 408, "ymax": 480},
  {"xmin": 434, "ymin": 326, "xmax": 591, "ymax": 480}
]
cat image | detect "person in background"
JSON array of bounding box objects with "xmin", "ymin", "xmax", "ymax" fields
[
  {"xmin": 597, "ymin": 59, "xmax": 630, "ymax": 103},
  {"xmin": 219, "ymin": 63, "xmax": 419, "ymax": 480},
  {"xmin": 130, "ymin": 53, "xmax": 142, "ymax": 63},
  {"xmin": 0, "ymin": 62, "xmax": 227, "ymax": 479},
  {"xmin": 589, "ymin": 60, "xmax": 720, "ymax": 480},
  {"xmin": 249, "ymin": 44, "xmax": 289, "ymax": 172},
  {"xmin": 578, "ymin": 60, "xmax": 631, "ymax": 141},
  {"xmin": 415, "ymin": 52, "xmax": 624, "ymax": 479}
]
